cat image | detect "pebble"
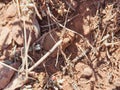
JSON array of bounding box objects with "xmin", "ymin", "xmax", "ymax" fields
[{"xmin": 81, "ymin": 67, "xmax": 93, "ymax": 79}]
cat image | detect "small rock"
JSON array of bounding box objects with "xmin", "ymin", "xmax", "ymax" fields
[
  {"xmin": 75, "ymin": 62, "xmax": 85, "ymax": 72},
  {"xmin": 114, "ymin": 79, "xmax": 120, "ymax": 87},
  {"xmin": 62, "ymin": 76, "xmax": 73, "ymax": 90},
  {"xmin": 81, "ymin": 67, "xmax": 93, "ymax": 79},
  {"xmin": 0, "ymin": 3, "xmax": 5, "ymax": 10},
  {"xmin": 0, "ymin": 27, "xmax": 12, "ymax": 50},
  {"xmin": 5, "ymin": 4, "xmax": 17, "ymax": 18}
]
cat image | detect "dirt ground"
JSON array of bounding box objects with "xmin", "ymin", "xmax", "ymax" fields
[{"xmin": 0, "ymin": 0, "xmax": 120, "ymax": 90}]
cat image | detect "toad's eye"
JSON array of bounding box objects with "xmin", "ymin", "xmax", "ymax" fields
[{"xmin": 34, "ymin": 44, "xmax": 41, "ymax": 51}]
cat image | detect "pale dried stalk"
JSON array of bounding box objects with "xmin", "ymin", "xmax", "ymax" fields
[
  {"xmin": 72, "ymin": 48, "xmax": 90, "ymax": 63},
  {"xmin": 33, "ymin": 4, "xmax": 42, "ymax": 20},
  {"xmin": 23, "ymin": 18, "xmax": 28, "ymax": 77},
  {"xmin": 25, "ymin": 3, "xmax": 42, "ymax": 20},
  {"xmin": 16, "ymin": 0, "xmax": 21, "ymax": 18},
  {"xmin": 51, "ymin": 13, "xmax": 98, "ymax": 55},
  {"xmin": 21, "ymin": 18, "xmax": 31, "ymax": 78},
  {"xmin": 46, "ymin": 3, "xmax": 57, "ymax": 43},
  {"xmin": 28, "ymin": 39, "xmax": 63, "ymax": 72},
  {"xmin": 98, "ymin": 34, "xmax": 110, "ymax": 43},
  {"xmin": 41, "ymin": 14, "xmax": 79, "ymax": 28},
  {"xmin": 78, "ymin": 46, "xmax": 90, "ymax": 61},
  {"xmin": 60, "ymin": 7, "xmax": 70, "ymax": 38},
  {"xmin": 49, "ymin": 13, "xmax": 88, "ymax": 40},
  {"xmin": 0, "ymin": 62, "xmax": 18, "ymax": 72},
  {"xmin": 104, "ymin": 42, "xmax": 119, "ymax": 46},
  {"xmin": 55, "ymin": 48, "xmax": 60, "ymax": 67}
]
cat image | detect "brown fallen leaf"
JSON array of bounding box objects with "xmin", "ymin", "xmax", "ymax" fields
[
  {"xmin": 4, "ymin": 73, "xmax": 28, "ymax": 90},
  {"xmin": 0, "ymin": 62, "xmax": 20, "ymax": 89}
]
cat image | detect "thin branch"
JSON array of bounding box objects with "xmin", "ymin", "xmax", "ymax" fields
[
  {"xmin": 16, "ymin": 0, "xmax": 21, "ymax": 18},
  {"xmin": 0, "ymin": 62, "xmax": 18, "ymax": 72}
]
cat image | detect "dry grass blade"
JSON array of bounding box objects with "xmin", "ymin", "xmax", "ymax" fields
[
  {"xmin": 20, "ymin": 18, "xmax": 32, "ymax": 78},
  {"xmin": 15, "ymin": 0, "xmax": 21, "ymax": 18},
  {"xmin": 72, "ymin": 48, "xmax": 91, "ymax": 63},
  {"xmin": 0, "ymin": 62, "xmax": 18, "ymax": 72}
]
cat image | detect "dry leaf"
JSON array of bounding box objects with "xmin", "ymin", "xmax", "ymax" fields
[
  {"xmin": 4, "ymin": 74, "xmax": 28, "ymax": 90},
  {"xmin": 0, "ymin": 62, "xmax": 20, "ymax": 89}
]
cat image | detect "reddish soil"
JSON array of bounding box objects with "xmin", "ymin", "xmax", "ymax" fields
[{"xmin": 0, "ymin": 0, "xmax": 120, "ymax": 90}]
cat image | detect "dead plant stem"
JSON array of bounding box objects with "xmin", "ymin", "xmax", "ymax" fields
[
  {"xmin": 16, "ymin": 0, "xmax": 21, "ymax": 18},
  {"xmin": 0, "ymin": 62, "xmax": 18, "ymax": 72}
]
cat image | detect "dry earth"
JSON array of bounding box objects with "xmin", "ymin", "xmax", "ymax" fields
[{"xmin": 0, "ymin": 0, "xmax": 120, "ymax": 90}]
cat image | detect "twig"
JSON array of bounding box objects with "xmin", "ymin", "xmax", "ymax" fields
[
  {"xmin": 106, "ymin": 47, "xmax": 111, "ymax": 59},
  {"xmin": 111, "ymin": 32, "xmax": 114, "ymax": 47},
  {"xmin": 34, "ymin": 4, "xmax": 42, "ymax": 20},
  {"xmin": 65, "ymin": 1, "xmax": 75, "ymax": 11},
  {"xmin": 16, "ymin": 0, "xmax": 21, "ymax": 18},
  {"xmin": 55, "ymin": 47, "xmax": 60, "ymax": 67},
  {"xmin": 60, "ymin": 7, "xmax": 70, "ymax": 39},
  {"xmin": 0, "ymin": 62, "xmax": 18, "ymax": 72},
  {"xmin": 72, "ymin": 48, "xmax": 91, "ymax": 63},
  {"xmin": 40, "ymin": 14, "xmax": 79, "ymax": 28},
  {"xmin": 23, "ymin": 18, "xmax": 28, "ymax": 78},
  {"xmin": 48, "ymin": 13, "xmax": 87, "ymax": 40},
  {"xmin": 49, "ymin": 13, "xmax": 98, "ymax": 56},
  {"xmin": 29, "ymin": 1, "xmax": 42, "ymax": 20},
  {"xmin": 28, "ymin": 39, "xmax": 63, "ymax": 72},
  {"xmin": 21, "ymin": 17, "xmax": 31, "ymax": 78},
  {"xmin": 104, "ymin": 42, "xmax": 119, "ymax": 46},
  {"xmin": 46, "ymin": 3, "xmax": 56, "ymax": 43},
  {"xmin": 78, "ymin": 46, "xmax": 90, "ymax": 61},
  {"xmin": 98, "ymin": 34, "xmax": 110, "ymax": 43}
]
